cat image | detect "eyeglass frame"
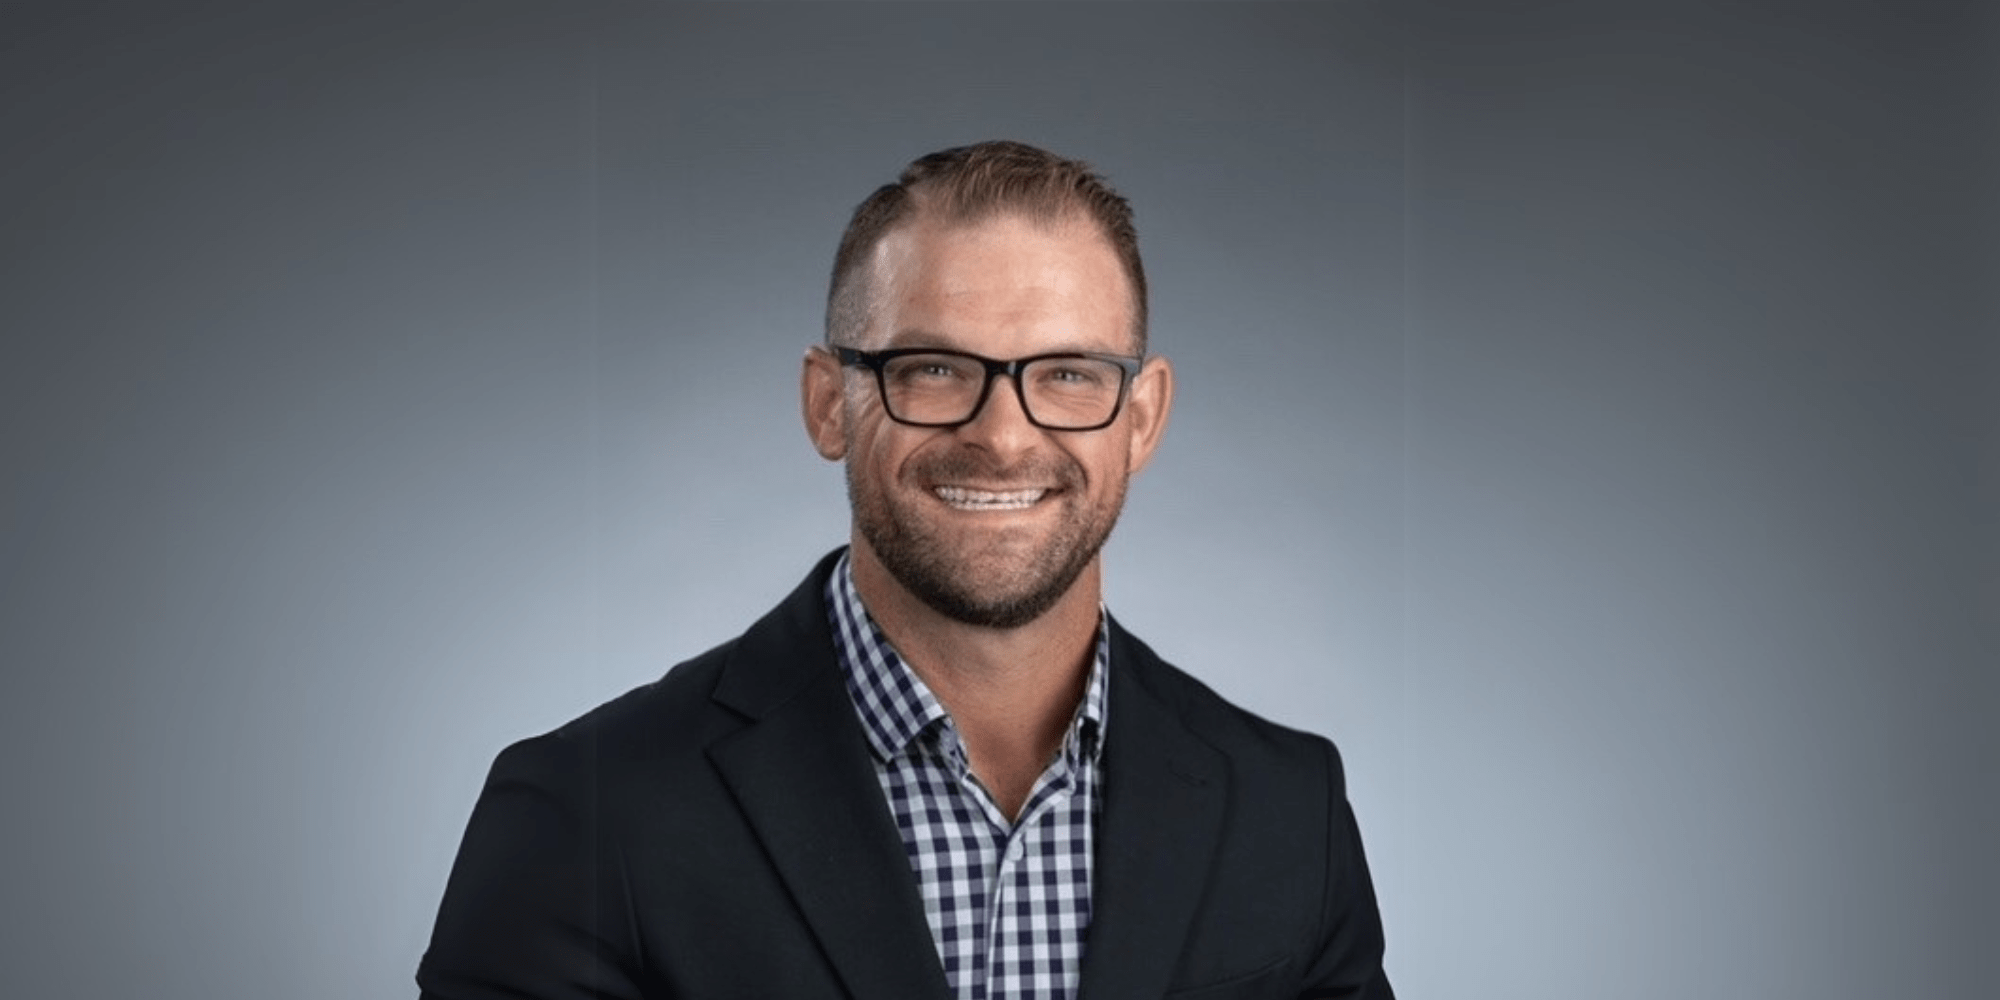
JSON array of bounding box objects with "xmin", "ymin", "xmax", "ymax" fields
[{"xmin": 830, "ymin": 345, "xmax": 1145, "ymax": 431}]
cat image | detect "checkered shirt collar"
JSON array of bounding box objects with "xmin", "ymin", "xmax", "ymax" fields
[{"xmin": 826, "ymin": 550, "xmax": 1109, "ymax": 767}]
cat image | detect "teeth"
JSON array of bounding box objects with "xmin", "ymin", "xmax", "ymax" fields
[{"xmin": 935, "ymin": 486, "xmax": 1047, "ymax": 510}]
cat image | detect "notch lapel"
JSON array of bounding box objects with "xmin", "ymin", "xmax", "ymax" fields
[
  {"xmin": 1078, "ymin": 632, "xmax": 1231, "ymax": 1000},
  {"xmin": 704, "ymin": 555, "xmax": 951, "ymax": 1000}
]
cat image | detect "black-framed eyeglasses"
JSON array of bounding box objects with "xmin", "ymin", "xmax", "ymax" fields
[{"xmin": 832, "ymin": 346, "xmax": 1144, "ymax": 431}]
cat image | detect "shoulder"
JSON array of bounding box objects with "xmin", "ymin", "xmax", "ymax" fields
[
  {"xmin": 1103, "ymin": 618, "xmax": 1390, "ymax": 992},
  {"xmin": 482, "ymin": 636, "xmax": 744, "ymax": 794},
  {"xmin": 494, "ymin": 549, "xmax": 847, "ymax": 781},
  {"xmin": 1109, "ymin": 618, "xmax": 1347, "ymax": 789},
  {"xmin": 1110, "ymin": 626, "xmax": 1297, "ymax": 740},
  {"xmin": 420, "ymin": 619, "xmax": 798, "ymax": 991}
]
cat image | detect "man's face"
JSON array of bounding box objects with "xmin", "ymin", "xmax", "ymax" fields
[{"xmin": 804, "ymin": 212, "xmax": 1172, "ymax": 629}]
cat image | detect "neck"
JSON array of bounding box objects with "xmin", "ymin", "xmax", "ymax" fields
[{"xmin": 848, "ymin": 537, "xmax": 1100, "ymax": 818}]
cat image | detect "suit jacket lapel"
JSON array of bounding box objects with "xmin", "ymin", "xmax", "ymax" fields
[
  {"xmin": 705, "ymin": 554, "xmax": 952, "ymax": 1000},
  {"xmin": 1078, "ymin": 623, "xmax": 1230, "ymax": 1000}
]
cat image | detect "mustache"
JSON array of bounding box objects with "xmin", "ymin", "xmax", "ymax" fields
[{"xmin": 911, "ymin": 449, "xmax": 1083, "ymax": 489}]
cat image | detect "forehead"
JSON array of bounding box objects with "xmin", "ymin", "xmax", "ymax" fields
[{"xmin": 860, "ymin": 213, "xmax": 1136, "ymax": 353}]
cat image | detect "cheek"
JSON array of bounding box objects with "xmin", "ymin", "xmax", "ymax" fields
[
  {"xmin": 1076, "ymin": 432, "xmax": 1136, "ymax": 486},
  {"xmin": 848, "ymin": 420, "xmax": 926, "ymax": 485}
]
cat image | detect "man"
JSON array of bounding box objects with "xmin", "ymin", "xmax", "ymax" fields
[{"xmin": 418, "ymin": 141, "xmax": 1393, "ymax": 999}]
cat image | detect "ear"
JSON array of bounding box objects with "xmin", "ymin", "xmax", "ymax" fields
[
  {"xmin": 801, "ymin": 346, "xmax": 849, "ymax": 460},
  {"xmin": 1122, "ymin": 354, "xmax": 1174, "ymax": 475}
]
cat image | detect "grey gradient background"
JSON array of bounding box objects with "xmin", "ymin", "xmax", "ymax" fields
[{"xmin": 1, "ymin": 3, "xmax": 1992, "ymax": 998}]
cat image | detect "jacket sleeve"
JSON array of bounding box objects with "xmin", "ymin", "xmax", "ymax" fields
[
  {"xmin": 417, "ymin": 733, "xmax": 647, "ymax": 1000},
  {"xmin": 1296, "ymin": 739, "xmax": 1394, "ymax": 1000}
]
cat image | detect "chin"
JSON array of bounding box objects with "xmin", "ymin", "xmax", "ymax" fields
[
  {"xmin": 869, "ymin": 536, "xmax": 1100, "ymax": 630},
  {"xmin": 911, "ymin": 573, "xmax": 1080, "ymax": 630}
]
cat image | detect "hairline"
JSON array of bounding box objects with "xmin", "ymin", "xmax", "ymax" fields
[{"xmin": 825, "ymin": 204, "xmax": 1146, "ymax": 356}]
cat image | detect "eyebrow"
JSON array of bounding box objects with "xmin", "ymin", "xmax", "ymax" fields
[{"xmin": 882, "ymin": 328, "xmax": 952, "ymax": 350}]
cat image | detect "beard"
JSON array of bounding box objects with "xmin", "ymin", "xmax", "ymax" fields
[{"xmin": 847, "ymin": 446, "xmax": 1127, "ymax": 630}]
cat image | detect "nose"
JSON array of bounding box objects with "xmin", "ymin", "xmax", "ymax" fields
[{"xmin": 956, "ymin": 371, "xmax": 1042, "ymax": 457}]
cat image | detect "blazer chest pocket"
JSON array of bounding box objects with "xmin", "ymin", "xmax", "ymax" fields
[{"xmin": 1161, "ymin": 955, "xmax": 1291, "ymax": 1000}]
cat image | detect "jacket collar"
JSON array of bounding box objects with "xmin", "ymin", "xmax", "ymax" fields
[{"xmin": 704, "ymin": 549, "xmax": 1229, "ymax": 1000}]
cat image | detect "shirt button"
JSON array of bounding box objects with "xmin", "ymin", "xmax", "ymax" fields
[{"xmin": 1007, "ymin": 840, "xmax": 1025, "ymax": 862}]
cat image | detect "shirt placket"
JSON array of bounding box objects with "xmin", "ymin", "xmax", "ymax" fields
[{"xmin": 952, "ymin": 735, "xmax": 1077, "ymax": 1000}]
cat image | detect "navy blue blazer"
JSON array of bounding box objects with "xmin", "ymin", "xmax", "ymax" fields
[{"xmin": 418, "ymin": 549, "xmax": 1392, "ymax": 999}]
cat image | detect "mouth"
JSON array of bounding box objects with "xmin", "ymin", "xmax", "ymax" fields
[{"xmin": 932, "ymin": 486, "xmax": 1051, "ymax": 511}]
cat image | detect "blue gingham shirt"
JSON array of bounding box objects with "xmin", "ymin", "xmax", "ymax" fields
[{"xmin": 827, "ymin": 553, "xmax": 1109, "ymax": 1000}]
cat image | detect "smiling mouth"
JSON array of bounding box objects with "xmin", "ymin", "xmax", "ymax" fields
[{"xmin": 933, "ymin": 486, "xmax": 1050, "ymax": 511}]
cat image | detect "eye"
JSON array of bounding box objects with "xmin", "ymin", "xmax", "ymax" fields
[
  {"xmin": 886, "ymin": 354, "xmax": 978, "ymax": 387},
  {"xmin": 1034, "ymin": 361, "xmax": 1112, "ymax": 389}
]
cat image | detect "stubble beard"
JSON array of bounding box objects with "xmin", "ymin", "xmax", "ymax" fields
[{"xmin": 847, "ymin": 449, "xmax": 1126, "ymax": 630}]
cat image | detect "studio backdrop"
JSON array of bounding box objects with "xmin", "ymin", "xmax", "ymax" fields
[{"xmin": 0, "ymin": 4, "xmax": 1990, "ymax": 999}]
